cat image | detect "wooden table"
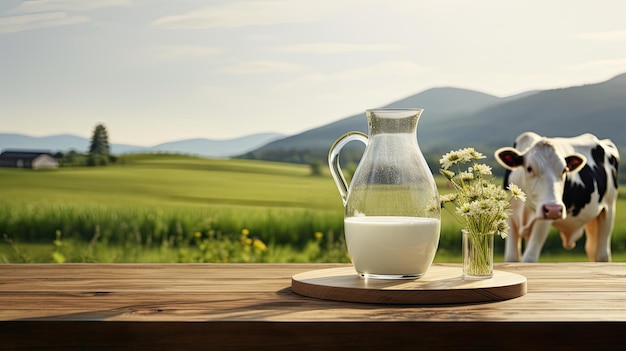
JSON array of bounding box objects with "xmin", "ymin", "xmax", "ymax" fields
[{"xmin": 1, "ymin": 263, "xmax": 625, "ymax": 350}]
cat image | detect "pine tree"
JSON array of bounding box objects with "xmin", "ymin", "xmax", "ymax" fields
[{"xmin": 87, "ymin": 124, "xmax": 111, "ymax": 166}]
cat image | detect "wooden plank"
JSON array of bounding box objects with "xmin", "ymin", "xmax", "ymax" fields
[
  {"xmin": 2, "ymin": 290, "xmax": 626, "ymax": 322},
  {"xmin": 1, "ymin": 263, "xmax": 625, "ymax": 322}
]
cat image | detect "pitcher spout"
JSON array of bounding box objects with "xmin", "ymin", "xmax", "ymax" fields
[{"xmin": 366, "ymin": 108, "xmax": 423, "ymax": 135}]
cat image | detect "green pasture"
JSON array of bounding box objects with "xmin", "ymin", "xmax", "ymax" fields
[{"xmin": 1, "ymin": 153, "xmax": 625, "ymax": 263}]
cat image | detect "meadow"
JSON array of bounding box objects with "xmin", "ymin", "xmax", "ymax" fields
[{"xmin": 1, "ymin": 153, "xmax": 625, "ymax": 263}]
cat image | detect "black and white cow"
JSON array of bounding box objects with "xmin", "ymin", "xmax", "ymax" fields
[{"xmin": 495, "ymin": 132, "xmax": 619, "ymax": 262}]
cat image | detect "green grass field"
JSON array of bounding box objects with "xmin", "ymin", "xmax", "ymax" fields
[{"xmin": 1, "ymin": 153, "xmax": 625, "ymax": 263}]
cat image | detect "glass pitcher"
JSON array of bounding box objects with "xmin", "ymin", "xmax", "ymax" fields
[{"xmin": 328, "ymin": 108, "xmax": 440, "ymax": 279}]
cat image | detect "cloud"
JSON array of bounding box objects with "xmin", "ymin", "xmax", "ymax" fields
[
  {"xmin": 562, "ymin": 58, "xmax": 626, "ymax": 71},
  {"xmin": 9, "ymin": 0, "xmax": 133, "ymax": 14},
  {"xmin": 155, "ymin": 45, "xmax": 224, "ymax": 61},
  {"xmin": 152, "ymin": 0, "xmax": 340, "ymax": 29},
  {"xmin": 1, "ymin": 0, "xmax": 132, "ymax": 34},
  {"xmin": 576, "ymin": 29, "xmax": 626, "ymax": 42},
  {"xmin": 0, "ymin": 12, "xmax": 89, "ymax": 34},
  {"xmin": 261, "ymin": 60, "xmax": 433, "ymax": 123},
  {"xmin": 273, "ymin": 42, "xmax": 407, "ymax": 54},
  {"xmin": 221, "ymin": 60, "xmax": 305, "ymax": 74},
  {"xmin": 275, "ymin": 60, "xmax": 430, "ymax": 103},
  {"xmin": 281, "ymin": 61, "xmax": 428, "ymax": 86},
  {"xmin": 337, "ymin": 60, "xmax": 427, "ymax": 79}
]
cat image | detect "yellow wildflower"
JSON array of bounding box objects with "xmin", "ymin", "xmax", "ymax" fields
[{"xmin": 253, "ymin": 239, "xmax": 267, "ymax": 251}]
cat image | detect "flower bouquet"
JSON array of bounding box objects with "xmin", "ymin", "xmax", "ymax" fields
[{"xmin": 439, "ymin": 148, "xmax": 526, "ymax": 279}]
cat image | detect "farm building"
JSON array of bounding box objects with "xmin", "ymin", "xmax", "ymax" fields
[{"xmin": 0, "ymin": 150, "xmax": 59, "ymax": 169}]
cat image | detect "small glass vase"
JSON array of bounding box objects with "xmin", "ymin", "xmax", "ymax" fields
[{"xmin": 462, "ymin": 230, "xmax": 494, "ymax": 279}]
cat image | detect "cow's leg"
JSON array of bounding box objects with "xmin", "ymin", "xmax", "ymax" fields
[
  {"xmin": 505, "ymin": 199, "xmax": 527, "ymax": 262},
  {"xmin": 521, "ymin": 220, "xmax": 553, "ymax": 262},
  {"xmin": 504, "ymin": 233, "xmax": 521, "ymax": 262},
  {"xmin": 586, "ymin": 207, "xmax": 613, "ymax": 262},
  {"xmin": 584, "ymin": 217, "xmax": 599, "ymax": 261}
]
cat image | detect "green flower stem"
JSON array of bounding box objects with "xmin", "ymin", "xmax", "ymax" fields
[{"xmin": 463, "ymin": 231, "xmax": 494, "ymax": 278}]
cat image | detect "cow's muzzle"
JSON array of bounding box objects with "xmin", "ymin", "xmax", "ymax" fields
[{"xmin": 542, "ymin": 203, "xmax": 564, "ymax": 219}]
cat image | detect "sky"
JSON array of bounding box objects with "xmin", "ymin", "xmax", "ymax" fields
[{"xmin": 1, "ymin": 0, "xmax": 626, "ymax": 146}]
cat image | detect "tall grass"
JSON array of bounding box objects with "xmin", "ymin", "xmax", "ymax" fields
[{"xmin": 0, "ymin": 201, "xmax": 344, "ymax": 247}]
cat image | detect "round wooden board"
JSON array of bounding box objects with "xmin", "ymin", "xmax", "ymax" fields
[{"xmin": 291, "ymin": 265, "xmax": 527, "ymax": 305}]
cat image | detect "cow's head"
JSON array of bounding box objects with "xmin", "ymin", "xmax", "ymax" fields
[{"xmin": 495, "ymin": 137, "xmax": 586, "ymax": 220}]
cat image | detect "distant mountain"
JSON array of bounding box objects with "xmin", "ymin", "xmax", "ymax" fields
[
  {"xmin": 239, "ymin": 73, "xmax": 626, "ymax": 164},
  {"xmin": 242, "ymin": 88, "xmax": 511, "ymax": 153},
  {"xmin": 238, "ymin": 86, "xmax": 537, "ymax": 161},
  {"xmin": 0, "ymin": 133, "xmax": 285, "ymax": 158},
  {"xmin": 434, "ymin": 73, "xmax": 626, "ymax": 148},
  {"xmin": 0, "ymin": 133, "xmax": 91, "ymax": 152},
  {"xmin": 149, "ymin": 133, "xmax": 285, "ymax": 157},
  {"xmin": 4, "ymin": 73, "xmax": 625, "ymax": 165}
]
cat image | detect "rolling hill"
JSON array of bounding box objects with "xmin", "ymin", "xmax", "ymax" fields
[{"xmin": 239, "ymin": 73, "xmax": 626, "ymax": 164}]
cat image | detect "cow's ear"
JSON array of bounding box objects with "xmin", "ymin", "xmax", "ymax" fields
[
  {"xmin": 565, "ymin": 153, "xmax": 586, "ymax": 172},
  {"xmin": 495, "ymin": 147, "xmax": 524, "ymax": 170}
]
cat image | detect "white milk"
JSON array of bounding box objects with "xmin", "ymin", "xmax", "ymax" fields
[{"xmin": 344, "ymin": 216, "xmax": 440, "ymax": 278}]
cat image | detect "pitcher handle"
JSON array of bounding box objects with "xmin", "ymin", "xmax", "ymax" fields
[{"xmin": 328, "ymin": 131, "xmax": 368, "ymax": 206}]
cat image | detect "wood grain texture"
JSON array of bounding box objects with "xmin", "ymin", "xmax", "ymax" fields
[
  {"xmin": 292, "ymin": 266, "xmax": 527, "ymax": 304},
  {"xmin": 1, "ymin": 263, "xmax": 626, "ymax": 350}
]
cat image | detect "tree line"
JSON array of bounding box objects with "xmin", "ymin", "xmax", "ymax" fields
[{"xmin": 55, "ymin": 123, "xmax": 116, "ymax": 167}]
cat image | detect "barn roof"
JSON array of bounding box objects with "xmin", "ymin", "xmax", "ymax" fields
[{"xmin": 0, "ymin": 150, "xmax": 55, "ymax": 159}]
